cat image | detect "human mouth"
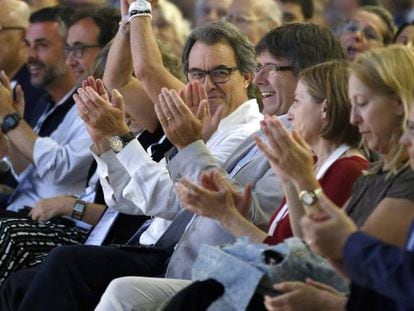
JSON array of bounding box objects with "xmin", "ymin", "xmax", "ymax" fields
[{"xmin": 261, "ymin": 91, "xmax": 275, "ymax": 98}]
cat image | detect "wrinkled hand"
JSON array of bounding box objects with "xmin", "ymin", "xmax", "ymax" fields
[
  {"xmin": 255, "ymin": 115, "xmax": 314, "ymax": 187},
  {"xmin": 0, "ymin": 71, "xmax": 21, "ymax": 118},
  {"xmin": 155, "ymin": 87, "xmax": 207, "ymax": 149},
  {"xmin": 301, "ymin": 194, "xmax": 357, "ymax": 260},
  {"xmin": 178, "ymin": 81, "xmax": 224, "ymax": 143},
  {"xmin": 175, "ymin": 170, "xmax": 252, "ymax": 222},
  {"xmin": 74, "ymin": 77, "xmax": 129, "ymax": 142},
  {"xmin": 264, "ymin": 279, "xmax": 347, "ymax": 311},
  {"xmin": 29, "ymin": 195, "xmax": 76, "ymax": 222}
]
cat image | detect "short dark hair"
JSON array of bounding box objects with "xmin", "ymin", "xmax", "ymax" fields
[
  {"xmin": 66, "ymin": 7, "xmax": 121, "ymax": 47},
  {"xmin": 360, "ymin": 5, "xmax": 396, "ymax": 45},
  {"xmin": 393, "ymin": 21, "xmax": 414, "ymax": 43},
  {"xmin": 256, "ymin": 23, "xmax": 346, "ymax": 75},
  {"xmin": 182, "ymin": 21, "xmax": 257, "ymax": 98},
  {"xmin": 280, "ymin": 0, "xmax": 314, "ymax": 20},
  {"xmin": 300, "ymin": 60, "xmax": 361, "ymax": 147},
  {"xmin": 29, "ymin": 6, "xmax": 71, "ymax": 37}
]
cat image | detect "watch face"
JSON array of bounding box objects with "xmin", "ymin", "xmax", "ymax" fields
[
  {"xmin": 136, "ymin": 0, "xmax": 149, "ymax": 10},
  {"xmin": 110, "ymin": 137, "xmax": 124, "ymax": 152},
  {"xmin": 302, "ymin": 192, "xmax": 314, "ymax": 205}
]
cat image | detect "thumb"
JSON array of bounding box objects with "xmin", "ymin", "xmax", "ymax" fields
[
  {"xmin": 273, "ymin": 281, "xmax": 302, "ymax": 293},
  {"xmin": 196, "ymin": 99, "xmax": 208, "ymax": 120},
  {"xmin": 210, "ymin": 105, "xmax": 224, "ymax": 126},
  {"xmin": 15, "ymin": 84, "xmax": 25, "ymax": 106},
  {"xmin": 292, "ymin": 130, "xmax": 310, "ymax": 150},
  {"xmin": 111, "ymin": 89, "xmax": 125, "ymax": 113}
]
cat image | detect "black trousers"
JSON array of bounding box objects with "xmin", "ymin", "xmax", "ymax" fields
[{"xmin": 0, "ymin": 245, "xmax": 169, "ymax": 311}]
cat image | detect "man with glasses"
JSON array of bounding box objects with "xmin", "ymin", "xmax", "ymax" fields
[
  {"xmin": 65, "ymin": 7, "xmax": 119, "ymax": 82},
  {"xmin": 224, "ymin": 0, "xmax": 282, "ymax": 44},
  {"xmin": 0, "ymin": 5, "xmax": 95, "ymax": 212},
  {"xmin": 339, "ymin": 5, "xmax": 396, "ymax": 60}
]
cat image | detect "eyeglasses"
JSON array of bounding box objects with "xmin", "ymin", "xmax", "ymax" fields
[
  {"xmin": 342, "ymin": 20, "xmax": 383, "ymax": 42},
  {"xmin": 223, "ymin": 14, "xmax": 270, "ymax": 24},
  {"xmin": 186, "ymin": 66, "xmax": 239, "ymax": 84},
  {"xmin": 0, "ymin": 26, "xmax": 25, "ymax": 31},
  {"xmin": 254, "ymin": 63, "xmax": 293, "ymax": 75},
  {"xmin": 64, "ymin": 43, "xmax": 101, "ymax": 59}
]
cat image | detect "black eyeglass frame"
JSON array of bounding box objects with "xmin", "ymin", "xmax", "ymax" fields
[
  {"xmin": 186, "ymin": 66, "xmax": 240, "ymax": 84},
  {"xmin": 254, "ymin": 63, "xmax": 294, "ymax": 74},
  {"xmin": 64, "ymin": 43, "xmax": 101, "ymax": 59}
]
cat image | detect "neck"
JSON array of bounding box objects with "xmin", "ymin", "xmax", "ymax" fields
[
  {"xmin": 312, "ymin": 138, "xmax": 341, "ymax": 170},
  {"xmin": 46, "ymin": 72, "xmax": 75, "ymax": 103}
]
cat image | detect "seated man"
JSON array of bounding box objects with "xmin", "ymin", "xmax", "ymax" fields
[
  {"xmin": 0, "ymin": 6, "xmax": 93, "ymax": 213},
  {"xmin": 0, "ymin": 17, "xmax": 346, "ymax": 311}
]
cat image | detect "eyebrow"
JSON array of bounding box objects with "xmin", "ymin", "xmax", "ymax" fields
[{"xmin": 188, "ymin": 65, "xmax": 235, "ymax": 71}]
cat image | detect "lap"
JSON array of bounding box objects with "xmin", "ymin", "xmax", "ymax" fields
[{"xmin": 96, "ymin": 277, "xmax": 191, "ymax": 311}]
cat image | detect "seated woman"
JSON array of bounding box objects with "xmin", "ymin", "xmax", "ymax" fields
[
  {"xmin": 95, "ymin": 60, "xmax": 369, "ymax": 310},
  {"xmin": 261, "ymin": 45, "xmax": 414, "ymax": 310}
]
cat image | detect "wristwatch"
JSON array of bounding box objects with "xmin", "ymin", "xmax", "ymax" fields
[
  {"xmin": 72, "ymin": 198, "xmax": 87, "ymax": 220},
  {"xmin": 1, "ymin": 112, "xmax": 22, "ymax": 134},
  {"xmin": 109, "ymin": 132, "xmax": 136, "ymax": 153},
  {"xmin": 129, "ymin": 0, "xmax": 152, "ymax": 16},
  {"xmin": 299, "ymin": 188, "xmax": 323, "ymax": 206}
]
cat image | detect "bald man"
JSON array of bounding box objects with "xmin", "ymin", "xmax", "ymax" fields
[{"xmin": 225, "ymin": 0, "xmax": 282, "ymax": 44}]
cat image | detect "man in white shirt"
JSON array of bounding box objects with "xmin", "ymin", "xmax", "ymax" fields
[{"xmin": 0, "ymin": 6, "xmax": 93, "ymax": 212}]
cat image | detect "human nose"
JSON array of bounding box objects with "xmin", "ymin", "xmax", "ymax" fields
[
  {"xmin": 202, "ymin": 73, "xmax": 216, "ymax": 90},
  {"xmin": 350, "ymin": 105, "xmax": 361, "ymax": 125},
  {"xmin": 25, "ymin": 44, "xmax": 38, "ymax": 61},
  {"xmin": 253, "ymin": 69, "xmax": 266, "ymax": 85}
]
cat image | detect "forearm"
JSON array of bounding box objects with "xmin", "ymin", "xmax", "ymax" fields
[
  {"xmin": 129, "ymin": 15, "xmax": 184, "ymax": 105},
  {"xmin": 103, "ymin": 23, "xmax": 134, "ymax": 91},
  {"xmin": 283, "ymin": 182, "xmax": 306, "ymax": 238},
  {"xmin": 221, "ymin": 209, "xmax": 268, "ymax": 243},
  {"xmin": 6, "ymin": 120, "xmax": 37, "ymax": 164},
  {"xmin": 81, "ymin": 203, "xmax": 106, "ymax": 225}
]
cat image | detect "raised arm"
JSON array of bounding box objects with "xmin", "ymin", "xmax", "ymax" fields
[
  {"xmin": 103, "ymin": 0, "xmax": 158, "ymax": 132},
  {"xmin": 128, "ymin": 0, "xmax": 185, "ymax": 105}
]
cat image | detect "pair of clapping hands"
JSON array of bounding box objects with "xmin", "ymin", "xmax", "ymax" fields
[{"xmin": 73, "ymin": 76, "xmax": 223, "ymax": 150}]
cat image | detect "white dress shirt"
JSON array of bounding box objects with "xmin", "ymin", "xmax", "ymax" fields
[
  {"xmin": 93, "ymin": 99, "xmax": 262, "ymax": 244},
  {"xmin": 7, "ymin": 95, "xmax": 93, "ymax": 211}
]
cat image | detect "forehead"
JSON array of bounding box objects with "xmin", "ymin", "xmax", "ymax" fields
[
  {"xmin": 201, "ymin": 0, "xmax": 232, "ymax": 10},
  {"xmin": 352, "ymin": 11, "xmax": 387, "ymax": 37},
  {"xmin": 257, "ymin": 50, "xmax": 289, "ymax": 65},
  {"xmin": 26, "ymin": 21, "xmax": 63, "ymax": 42},
  {"xmin": 229, "ymin": 0, "xmax": 261, "ymax": 15},
  {"xmin": 67, "ymin": 17, "xmax": 100, "ymax": 44},
  {"xmin": 348, "ymin": 73, "xmax": 371, "ymax": 96},
  {"xmin": 188, "ymin": 40, "xmax": 238, "ymax": 67}
]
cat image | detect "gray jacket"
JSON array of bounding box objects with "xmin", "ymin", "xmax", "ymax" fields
[{"xmin": 165, "ymin": 133, "xmax": 284, "ymax": 279}]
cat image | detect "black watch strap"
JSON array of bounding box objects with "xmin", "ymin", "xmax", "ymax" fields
[{"xmin": 1, "ymin": 112, "xmax": 22, "ymax": 134}]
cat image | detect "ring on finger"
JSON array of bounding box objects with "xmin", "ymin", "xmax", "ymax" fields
[
  {"xmin": 166, "ymin": 114, "xmax": 174, "ymax": 121},
  {"xmin": 82, "ymin": 109, "xmax": 89, "ymax": 116}
]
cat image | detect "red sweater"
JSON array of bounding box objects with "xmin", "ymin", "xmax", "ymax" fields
[{"xmin": 263, "ymin": 156, "xmax": 369, "ymax": 245}]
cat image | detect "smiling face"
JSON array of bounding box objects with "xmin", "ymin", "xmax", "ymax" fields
[
  {"xmin": 65, "ymin": 17, "xmax": 101, "ymax": 82},
  {"xmin": 340, "ymin": 10, "xmax": 387, "ymax": 60},
  {"xmin": 253, "ymin": 50, "xmax": 297, "ymax": 116},
  {"xmin": 349, "ymin": 73, "xmax": 403, "ymax": 155},
  {"xmin": 288, "ymin": 79, "xmax": 324, "ymax": 145},
  {"xmin": 187, "ymin": 40, "xmax": 251, "ymax": 117},
  {"xmin": 25, "ymin": 21, "xmax": 70, "ymax": 89}
]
